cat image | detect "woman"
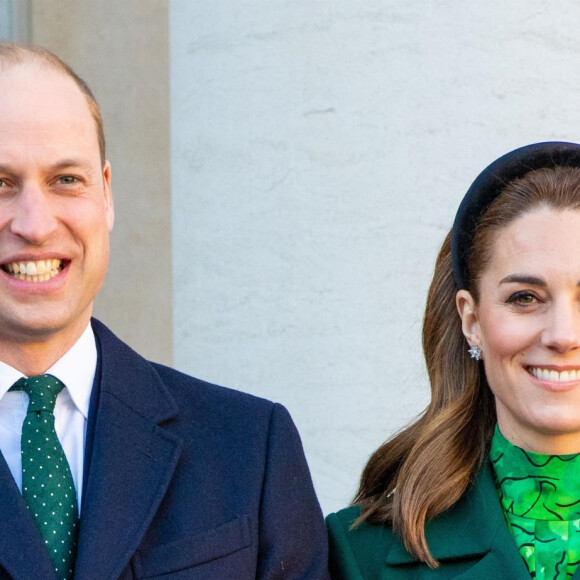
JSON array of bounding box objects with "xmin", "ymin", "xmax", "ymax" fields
[{"xmin": 327, "ymin": 142, "xmax": 580, "ymax": 580}]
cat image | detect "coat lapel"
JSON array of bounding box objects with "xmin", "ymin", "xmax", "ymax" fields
[
  {"xmin": 385, "ymin": 463, "xmax": 531, "ymax": 579},
  {"xmin": 0, "ymin": 454, "xmax": 56, "ymax": 580},
  {"xmin": 74, "ymin": 320, "xmax": 182, "ymax": 580}
]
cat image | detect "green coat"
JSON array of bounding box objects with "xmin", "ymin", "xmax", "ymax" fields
[{"xmin": 326, "ymin": 462, "xmax": 580, "ymax": 579}]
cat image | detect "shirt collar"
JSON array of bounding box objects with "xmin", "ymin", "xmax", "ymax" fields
[{"xmin": 0, "ymin": 324, "xmax": 97, "ymax": 420}]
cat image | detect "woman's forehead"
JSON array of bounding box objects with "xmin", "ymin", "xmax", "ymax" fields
[{"xmin": 483, "ymin": 208, "xmax": 580, "ymax": 282}]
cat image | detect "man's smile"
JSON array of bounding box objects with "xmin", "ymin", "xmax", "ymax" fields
[{"xmin": 1, "ymin": 258, "xmax": 64, "ymax": 282}]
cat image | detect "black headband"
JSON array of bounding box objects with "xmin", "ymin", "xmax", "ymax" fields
[{"xmin": 451, "ymin": 141, "xmax": 580, "ymax": 289}]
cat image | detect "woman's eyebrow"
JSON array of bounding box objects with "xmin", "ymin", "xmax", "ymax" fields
[{"xmin": 499, "ymin": 274, "xmax": 546, "ymax": 286}]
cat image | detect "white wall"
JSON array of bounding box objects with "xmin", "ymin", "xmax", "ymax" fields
[
  {"xmin": 0, "ymin": 1, "xmax": 9, "ymax": 38},
  {"xmin": 0, "ymin": 0, "xmax": 29, "ymax": 42},
  {"xmin": 170, "ymin": 1, "xmax": 580, "ymax": 514}
]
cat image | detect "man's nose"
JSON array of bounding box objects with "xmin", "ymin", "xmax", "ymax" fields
[
  {"xmin": 541, "ymin": 299, "xmax": 580, "ymax": 354},
  {"xmin": 8, "ymin": 183, "xmax": 58, "ymax": 244}
]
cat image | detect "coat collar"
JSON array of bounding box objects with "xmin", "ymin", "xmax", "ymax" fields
[
  {"xmin": 385, "ymin": 462, "xmax": 531, "ymax": 578},
  {"xmin": 88, "ymin": 318, "xmax": 178, "ymax": 423},
  {"xmin": 74, "ymin": 319, "xmax": 182, "ymax": 580}
]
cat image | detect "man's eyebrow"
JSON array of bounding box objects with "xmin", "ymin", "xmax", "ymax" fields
[
  {"xmin": 0, "ymin": 163, "xmax": 18, "ymax": 174},
  {"xmin": 0, "ymin": 159, "xmax": 94, "ymax": 173},
  {"xmin": 50, "ymin": 158, "xmax": 94, "ymax": 171},
  {"xmin": 499, "ymin": 274, "xmax": 546, "ymax": 286}
]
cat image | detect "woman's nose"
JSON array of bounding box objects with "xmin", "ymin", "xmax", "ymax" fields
[{"xmin": 541, "ymin": 300, "xmax": 580, "ymax": 353}]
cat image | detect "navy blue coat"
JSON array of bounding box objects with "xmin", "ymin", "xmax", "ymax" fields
[{"xmin": 0, "ymin": 319, "xmax": 330, "ymax": 579}]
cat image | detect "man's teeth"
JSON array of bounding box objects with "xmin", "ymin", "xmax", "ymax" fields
[
  {"xmin": 529, "ymin": 368, "xmax": 580, "ymax": 382},
  {"xmin": 4, "ymin": 259, "xmax": 62, "ymax": 282}
]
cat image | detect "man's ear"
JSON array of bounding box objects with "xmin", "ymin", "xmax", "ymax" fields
[
  {"xmin": 103, "ymin": 160, "xmax": 114, "ymax": 231},
  {"xmin": 456, "ymin": 289, "xmax": 481, "ymax": 346}
]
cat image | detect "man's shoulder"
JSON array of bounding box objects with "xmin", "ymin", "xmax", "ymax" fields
[
  {"xmin": 151, "ymin": 360, "xmax": 277, "ymax": 414},
  {"xmin": 92, "ymin": 317, "xmax": 282, "ymax": 423}
]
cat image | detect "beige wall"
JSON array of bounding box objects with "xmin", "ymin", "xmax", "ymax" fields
[{"xmin": 29, "ymin": 0, "xmax": 172, "ymax": 365}]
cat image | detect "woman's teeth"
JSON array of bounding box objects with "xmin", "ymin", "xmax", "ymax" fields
[{"xmin": 529, "ymin": 367, "xmax": 580, "ymax": 382}]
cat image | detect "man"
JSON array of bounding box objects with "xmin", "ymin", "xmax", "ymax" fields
[{"xmin": 0, "ymin": 41, "xmax": 329, "ymax": 580}]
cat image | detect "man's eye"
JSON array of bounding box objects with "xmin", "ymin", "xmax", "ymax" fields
[{"xmin": 58, "ymin": 176, "xmax": 77, "ymax": 185}]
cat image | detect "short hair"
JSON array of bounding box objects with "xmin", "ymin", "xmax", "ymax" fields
[{"xmin": 0, "ymin": 41, "xmax": 106, "ymax": 165}]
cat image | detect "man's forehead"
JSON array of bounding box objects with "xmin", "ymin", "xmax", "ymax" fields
[
  {"xmin": 0, "ymin": 63, "xmax": 101, "ymax": 167},
  {"xmin": 0, "ymin": 63, "xmax": 90, "ymax": 117}
]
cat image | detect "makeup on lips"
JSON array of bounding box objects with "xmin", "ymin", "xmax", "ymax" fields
[{"xmin": 527, "ymin": 366, "xmax": 580, "ymax": 389}]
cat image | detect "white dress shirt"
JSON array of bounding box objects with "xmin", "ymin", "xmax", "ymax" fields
[{"xmin": 0, "ymin": 323, "xmax": 97, "ymax": 514}]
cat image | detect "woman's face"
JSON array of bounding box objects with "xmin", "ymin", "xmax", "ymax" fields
[{"xmin": 457, "ymin": 208, "xmax": 580, "ymax": 454}]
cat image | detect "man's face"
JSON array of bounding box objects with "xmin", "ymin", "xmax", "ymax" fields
[{"xmin": 0, "ymin": 63, "xmax": 114, "ymax": 348}]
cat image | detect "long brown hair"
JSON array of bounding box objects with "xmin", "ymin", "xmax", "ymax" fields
[{"xmin": 355, "ymin": 166, "xmax": 580, "ymax": 567}]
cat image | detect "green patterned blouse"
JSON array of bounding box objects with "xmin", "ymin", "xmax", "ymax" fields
[{"xmin": 490, "ymin": 426, "xmax": 580, "ymax": 580}]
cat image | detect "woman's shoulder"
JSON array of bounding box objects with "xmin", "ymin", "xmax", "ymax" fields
[
  {"xmin": 326, "ymin": 505, "xmax": 404, "ymax": 579},
  {"xmin": 326, "ymin": 504, "xmax": 398, "ymax": 545},
  {"xmin": 326, "ymin": 466, "xmax": 512, "ymax": 579},
  {"xmin": 326, "ymin": 505, "xmax": 361, "ymax": 531}
]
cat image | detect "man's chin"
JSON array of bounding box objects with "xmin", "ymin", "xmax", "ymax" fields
[{"xmin": 0, "ymin": 309, "xmax": 92, "ymax": 346}]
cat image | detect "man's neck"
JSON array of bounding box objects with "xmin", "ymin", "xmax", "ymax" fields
[{"xmin": 0, "ymin": 319, "xmax": 92, "ymax": 376}]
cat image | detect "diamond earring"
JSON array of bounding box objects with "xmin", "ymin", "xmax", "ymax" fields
[{"xmin": 468, "ymin": 345, "xmax": 482, "ymax": 361}]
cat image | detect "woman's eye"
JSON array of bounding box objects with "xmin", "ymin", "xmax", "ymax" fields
[{"xmin": 506, "ymin": 292, "xmax": 536, "ymax": 305}]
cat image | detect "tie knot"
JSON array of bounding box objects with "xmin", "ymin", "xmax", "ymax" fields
[{"xmin": 11, "ymin": 374, "xmax": 65, "ymax": 413}]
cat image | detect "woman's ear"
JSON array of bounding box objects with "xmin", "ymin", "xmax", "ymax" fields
[{"xmin": 456, "ymin": 289, "xmax": 481, "ymax": 346}]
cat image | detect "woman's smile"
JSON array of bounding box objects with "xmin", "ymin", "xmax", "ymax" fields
[
  {"xmin": 527, "ymin": 366, "xmax": 580, "ymax": 383},
  {"xmin": 458, "ymin": 208, "xmax": 580, "ymax": 453},
  {"xmin": 526, "ymin": 365, "xmax": 580, "ymax": 392}
]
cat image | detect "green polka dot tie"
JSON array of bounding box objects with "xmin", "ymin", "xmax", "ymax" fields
[{"xmin": 11, "ymin": 375, "xmax": 79, "ymax": 580}]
